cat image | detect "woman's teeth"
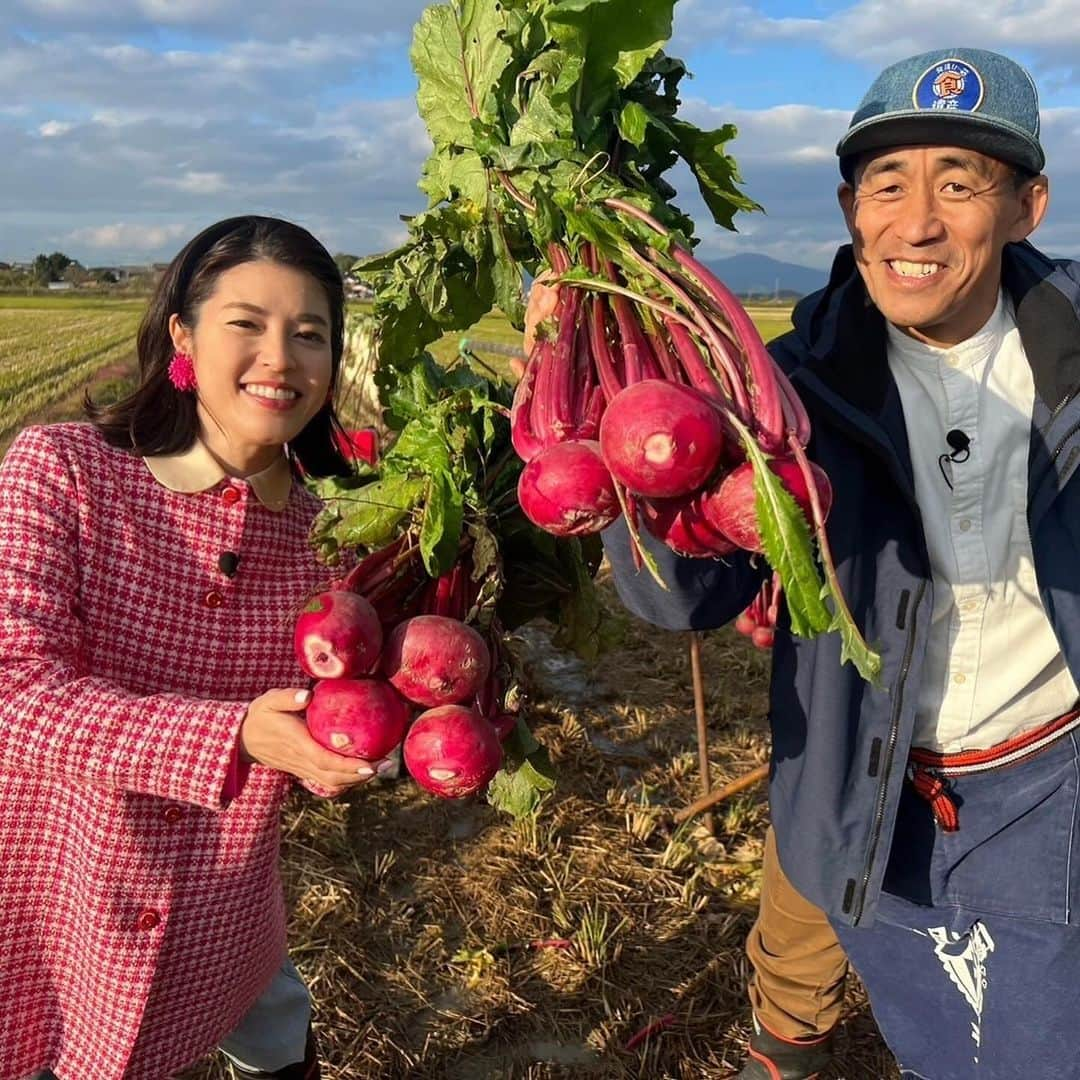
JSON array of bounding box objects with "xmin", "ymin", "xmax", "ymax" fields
[{"xmin": 243, "ymin": 385, "xmax": 298, "ymax": 401}]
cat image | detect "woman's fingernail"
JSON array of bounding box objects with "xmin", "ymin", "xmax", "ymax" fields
[
  {"xmin": 356, "ymin": 766, "xmax": 374, "ymax": 778},
  {"xmin": 295, "ymin": 690, "xmax": 311, "ymax": 705}
]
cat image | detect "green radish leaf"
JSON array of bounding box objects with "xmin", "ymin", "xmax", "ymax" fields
[
  {"xmin": 311, "ymin": 476, "xmax": 426, "ymax": 552},
  {"xmin": 490, "ymin": 211, "xmax": 526, "ymax": 327},
  {"xmin": 488, "ymin": 718, "xmax": 557, "ymax": 819},
  {"xmin": 669, "ymin": 119, "xmax": 763, "ymax": 230},
  {"xmin": 617, "ymin": 100, "xmax": 651, "ymax": 147},
  {"xmin": 420, "ymin": 470, "xmax": 465, "ymax": 575},
  {"xmin": 830, "ymin": 602, "xmax": 883, "ymax": 686},
  {"xmin": 544, "ymin": 0, "xmax": 676, "ymax": 123},
  {"xmin": 418, "ymin": 147, "xmax": 490, "ymax": 206},
  {"xmin": 411, "ymin": 0, "xmax": 515, "ymax": 149},
  {"xmin": 739, "ymin": 436, "xmax": 831, "ymax": 638}
]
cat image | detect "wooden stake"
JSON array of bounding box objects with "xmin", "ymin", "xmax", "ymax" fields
[
  {"xmin": 674, "ymin": 762, "xmax": 770, "ymax": 826},
  {"xmin": 688, "ymin": 631, "xmax": 713, "ymax": 834}
]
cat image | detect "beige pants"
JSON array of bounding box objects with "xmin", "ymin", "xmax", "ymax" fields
[{"xmin": 746, "ymin": 826, "xmax": 849, "ymax": 1039}]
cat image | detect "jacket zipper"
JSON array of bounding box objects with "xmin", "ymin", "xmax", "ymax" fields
[
  {"xmin": 1052, "ymin": 418, "xmax": 1080, "ymax": 462},
  {"xmin": 852, "ymin": 578, "xmax": 926, "ymax": 923}
]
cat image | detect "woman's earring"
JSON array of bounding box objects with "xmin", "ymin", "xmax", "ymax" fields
[{"xmin": 168, "ymin": 351, "xmax": 197, "ymax": 392}]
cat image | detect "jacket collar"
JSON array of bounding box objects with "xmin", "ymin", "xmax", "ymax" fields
[
  {"xmin": 144, "ymin": 438, "xmax": 292, "ymax": 511},
  {"xmin": 791, "ymin": 241, "xmax": 1080, "ymax": 417}
]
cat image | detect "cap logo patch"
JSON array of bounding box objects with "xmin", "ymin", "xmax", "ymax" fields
[{"xmin": 913, "ymin": 59, "xmax": 984, "ymax": 113}]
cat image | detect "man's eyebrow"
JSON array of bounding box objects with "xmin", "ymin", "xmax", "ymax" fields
[
  {"xmin": 221, "ymin": 301, "xmax": 328, "ymax": 326},
  {"xmin": 935, "ymin": 153, "xmax": 995, "ymax": 180},
  {"xmin": 860, "ymin": 157, "xmax": 908, "ymax": 181}
]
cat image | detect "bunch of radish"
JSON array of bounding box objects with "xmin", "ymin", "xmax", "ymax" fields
[
  {"xmin": 512, "ymin": 223, "xmax": 832, "ymax": 567},
  {"xmin": 735, "ymin": 572, "xmax": 782, "ymax": 651},
  {"xmin": 293, "ymin": 544, "xmax": 509, "ymax": 799}
]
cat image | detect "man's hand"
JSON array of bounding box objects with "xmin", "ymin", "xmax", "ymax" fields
[
  {"xmin": 239, "ymin": 688, "xmax": 391, "ymax": 796},
  {"xmin": 523, "ymin": 271, "xmax": 560, "ymax": 357}
]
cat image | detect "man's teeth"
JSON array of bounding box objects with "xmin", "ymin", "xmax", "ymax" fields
[
  {"xmin": 890, "ymin": 260, "xmax": 941, "ymax": 278},
  {"xmin": 244, "ymin": 385, "xmax": 298, "ymax": 400}
]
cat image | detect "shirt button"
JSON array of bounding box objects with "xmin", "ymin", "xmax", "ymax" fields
[
  {"xmin": 221, "ymin": 486, "xmax": 241, "ymax": 505},
  {"xmin": 204, "ymin": 590, "xmax": 224, "ymax": 608},
  {"xmin": 953, "ymin": 672, "xmax": 967, "ymax": 685},
  {"xmin": 163, "ymin": 805, "xmax": 183, "ymax": 824},
  {"xmin": 136, "ymin": 909, "xmax": 161, "ymax": 932},
  {"xmin": 962, "ymin": 599, "xmax": 978, "ymax": 612},
  {"xmin": 958, "ymin": 519, "xmax": 972, "ymax": 532}
]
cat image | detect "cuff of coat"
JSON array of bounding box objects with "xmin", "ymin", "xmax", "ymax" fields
[{"xmin": 221, "ymin": 741, "xmax": 252, "ymax": 804}]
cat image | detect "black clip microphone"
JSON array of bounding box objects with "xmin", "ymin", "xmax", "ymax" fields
[{"xmin": 938, "ymin": 429, "xmax": 971, "ymax": 489}]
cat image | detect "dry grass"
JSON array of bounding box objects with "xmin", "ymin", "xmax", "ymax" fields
[{"xmin": 179, "ymin": 572, "xmax": 897, "ymax": 1080}]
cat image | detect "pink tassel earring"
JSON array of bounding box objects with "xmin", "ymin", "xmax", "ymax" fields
[{"xmin": 168, "ymin": 351, "xmax": 197, "ymax": 392}]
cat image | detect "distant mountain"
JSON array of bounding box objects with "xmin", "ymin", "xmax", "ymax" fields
[{"xmin": 706, "ymin": 253, "xmax": 829, "ymax": 299}]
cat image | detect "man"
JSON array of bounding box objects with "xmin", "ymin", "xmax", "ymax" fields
[{"xmin": 605, "ymin": 46, "xmax": 1079, "ymax": 1079}]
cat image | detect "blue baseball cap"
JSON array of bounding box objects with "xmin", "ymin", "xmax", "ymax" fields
[{"xmin": 837, "ymin": 48, "xmax": 1045, "ymax": 181}]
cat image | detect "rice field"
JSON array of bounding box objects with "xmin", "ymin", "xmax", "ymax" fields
[{"xmin": 0, "ymin": 297, "xmax": 142, "ymax": 442}]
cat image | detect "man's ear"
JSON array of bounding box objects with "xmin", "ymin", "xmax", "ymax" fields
[
  {"xmin": 168, "ymin": 312, "xmax": 192, "ymax": 355},
  {"xmin": 838, "ymin": 182, "xmax": 857, "ymax": 238},
  {"xmin": 1008, "ymin": 174, "xmax": 1049, "ymax": 243}
]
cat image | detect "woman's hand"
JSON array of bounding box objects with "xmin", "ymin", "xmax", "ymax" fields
[{"xmin": 239, "ymin": 688, "xmax": 391, "ymax": 796}]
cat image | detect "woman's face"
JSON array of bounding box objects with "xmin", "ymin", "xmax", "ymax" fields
[{"xmin": 170, "ymin": 259, "xmax": 334, "ymax": 472}]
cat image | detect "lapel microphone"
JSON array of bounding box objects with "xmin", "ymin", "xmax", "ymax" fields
[{"xmin": 939, "ymin": 429, "xmax": 971, "ymax": 488}]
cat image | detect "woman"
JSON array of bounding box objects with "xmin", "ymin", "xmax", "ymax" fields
[{"xmin": 0, "ymin": 216, "xmax": 389, "ymax": 1079}]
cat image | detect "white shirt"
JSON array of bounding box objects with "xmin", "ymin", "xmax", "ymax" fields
[{"xmin": 887, "ymin": 291, "xmax": 1079, "ymax": 752}]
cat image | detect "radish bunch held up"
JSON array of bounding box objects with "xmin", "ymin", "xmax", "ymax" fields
[
  {"xmin": 349, "ymin": 0, "xmax": 880, "ymax": 692},
  {"xmin": 511, "ymin": 234, "xmax": 834, "ymax": 562},
  {"xmin": 294, "ymin": 553, "xmax": 505, "ymax": 800}
]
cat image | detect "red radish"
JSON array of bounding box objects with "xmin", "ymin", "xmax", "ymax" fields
[
  {"xmin": 490, "ymin": 714, "xmax": 518, "ymax": 742},
  {"xmin": 383, "ymin": 614, "xmax": 491, "ymax": 707},
  {"xmin": 752, "ymin": 626, "xmax": 775, "ymax": 649},
  {"xmin": 294, "ymin": 591, "xmax": 383, "ymax": 679},
  {"xmin": 734, "ymin": 611, "xmax": 757, "ymax": 637},
  {"xmin": 517, "ymin": 439, "xmax": 619, "ymax": 536},
  {"xmin": 640, "ymin": 493, "xmax": 738, "ymax": 558},
  {"xmin": 702, "ymin": 458, "xmax": 833, "ymax": 554},
  {"xmin": 599, "ymin": 380, "xmax": 725, "ymax": 497},
  {"xmin": 403, "ymin": 704, "xmax": 503, "ymax": 798},
  {"xmin": 305, "ymin": 677, "xmax": 410, "ymax": 760}
]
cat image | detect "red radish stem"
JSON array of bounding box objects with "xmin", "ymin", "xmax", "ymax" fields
[
  {"xmin": 603, "ymin": 197, "xmax": 786, "ymax": 453},
  {"xmin": 625, "ymin": 1013, "xmax": 676, "ymax": 1051}
]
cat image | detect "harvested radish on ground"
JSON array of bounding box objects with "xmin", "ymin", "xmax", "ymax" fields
[
  {"xmin": 383, "ymin": 614, "xmax": 491, "ymax": 707},
  {"xmin": 704, "ymin": 458, "xmax": 833, "ymax": 554},
  {"xmin": 305, "ymin": 677, "xmax": 411, "ymax": 761},
  {"xmin": 294, "ymin": 590, "xmax": 383, "ymax": 679},
  {"xmin": 403, "ymin": 704, "xmax": 503, "ymax": 798},
  {"xmin": 517, "ymin": 439, "xmax": 619, "ymax": 536},
  {"xmin": 599, "ymin": 380, "xmax": 725, "ymax": 498}
]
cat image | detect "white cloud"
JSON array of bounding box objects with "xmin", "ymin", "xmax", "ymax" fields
[
  {"xmin": 38, "ymin": 120, "xmax": 72, "ymax": 137},
  {"xmin": 65, "ymin": 222, "xmax": 189, "ymax": 251},
  {"xmin": 151, "ymin": 171, "xmax": 229, "ymax": 195},
  {"xmin": 674, "ymin": 0, "xmax": 1080, "ymax": 70}
]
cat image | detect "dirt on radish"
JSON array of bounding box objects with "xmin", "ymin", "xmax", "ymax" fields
[{"xmin": 178, "ymin": 569, "xmax": 896, "ymax": 1080}]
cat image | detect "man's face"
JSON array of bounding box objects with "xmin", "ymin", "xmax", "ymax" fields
[{"xmin": 838, "ymin": 146, "xmax": 1048, "ymax": 347}]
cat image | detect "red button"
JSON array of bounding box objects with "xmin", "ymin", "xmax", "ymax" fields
[
  {"xmin": 204, "ymin": 590, "xmax": 223, "ymax": 608},
  {"xmin": 221, "ymin": 486, "xmax": 241, "ymax": 505},
  {"xmin": 163, "ymin": 805, "xmax": 183, "ymax": 824},
  {"xmin": 136, "ymin": 909, "xmax": 160, "ymax": 932}
]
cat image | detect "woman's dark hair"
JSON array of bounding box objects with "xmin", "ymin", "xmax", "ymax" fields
[{"xmin": 86, "ymin": 215, "xmax": 354, "ymax": 479}]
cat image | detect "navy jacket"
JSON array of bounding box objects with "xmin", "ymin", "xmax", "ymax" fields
[{"xmin": 605, "ymin": 241, "xmax": 1080, "ymax": 926}]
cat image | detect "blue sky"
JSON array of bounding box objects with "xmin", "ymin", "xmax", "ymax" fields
[{"xmin": 3, "ymin": 0, "xmax": 1080, "ymax": 270}]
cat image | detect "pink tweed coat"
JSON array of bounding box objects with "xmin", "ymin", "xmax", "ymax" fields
[{"xmin": 0, "ymin": 423, "xmax": 337, "ymax": 1079}]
